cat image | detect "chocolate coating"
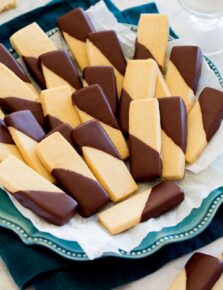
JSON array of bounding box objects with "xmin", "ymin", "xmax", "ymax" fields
[
  {"xmin": 47, "ymin": 123, "xmax": 74, "ymax": 147},
  {"xmin": 5, "ymin": 110, "xmax": 45, "ymax": 142},
  {"xmin": 0, "ymin": 97, "xmax": 44, "ymax": 127},
  {"xmin": 88, "ymin": 31, "xmax": 126, "ymax": 75},
  {"xmin": 14, "ymin": 190, "xmax": 77, "ymax": 226},
  {"xmin": 83, "ymin": 66, "xmax": 117, "ymax": 114},
  {"xmin": 52, "ymin": 169, "xmax": 109, "ymax": 217},
  {"xmin": 72, "ymin": 84, "xmax": 119, "ymax": 129},
  {"xmin": 199, "ymin": 87, "xmax": 223, "ymax": 142},
  {"xmin": 159, "ymin": 96, "xmax": 187, "ymax": 153},
  {"xmin": 141, "ymin": 181, "xmax": 184, "ymax": 222},
  {"xmin": 129, "ymin": 135, "xmax": 162, "ymax": 181},
  {"xmin": 185, "ymin": 252, "xmax": 223, "ymax": 290},
  {"xmin": 119, "ymin": 89, "xmax": 132, "ymax": 134},
  {"xmin": 0, "ymin": 43, "xmax": 30, "ymax": 82},
  {"xmin": 72, "ymin": 120, "xmax": 121, "ymax": 159},
  {"xmin": 44, "ymin": 115, "xmax": 64, "ymax": 132},
  {"xmin": 170, "ymin": 46, "xmax": 202, "ymax": 93},
  {"xmin": 39, "ymin": 50, "xmax": 82, "ymax": 90},
  {"xmin": 0, "ymin": 120, "xmax": 14, "ymax": 144},
  {"xmin": 22, "ymin": 56, "xmax": 46, "ymax": 89},
  {"xmin": 57, "ymin": 8, "xmax": 95, "ymax": 42}
]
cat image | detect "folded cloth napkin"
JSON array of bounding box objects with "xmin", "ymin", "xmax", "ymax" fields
[{"xmin": 0, "ymin": 0, "xmax": 222, "ymax": 289}]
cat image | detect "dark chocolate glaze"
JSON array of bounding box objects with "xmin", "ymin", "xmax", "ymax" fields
[
  {"xmin": 159, "ymin": 96, "xmax": 187, "ymax": 153},
  {"xmin": 88, "ymin": 31, "xmax": 127, "ymax": 75},
  {"xmin": 5, "ymin": 110, "xmax": 45, "ymax": 142},
  {"xmin": 14, "ymin": 190, "xmax": 77, "ymax": 226},
  {"xmin": 47, "ymin": 123, "xmax": 74, "ymax": 147},
  {"xmin": 72, "ymin": 120, "xmax": 121, "ymax": 159},
  {"xmin": 44, "ymin": 115, "xmax": 64, "ymax": 132},
  {"xmin": 83, "ymin": 66, "xmax": 117, "ymax": 114},
  {"xmin": 170, "ymin": 46, "xmax": 202, "ymax": 93},
  {"xmin": 185, "ymin": 252, "xmax": 223, "ymax": 290},
  {"xmin": 199, "ymin": 87, "xmax": 223, "ymax": 142},
  {"xmin": 118, "ymin": 89, "xmax": 132, "ymax": 134},
  {"xmin": 57, "ymin": 7, "xmax": 95, "ymax": 42},
  {"xmin": 140, "ymin": 181, "xmax": 184, "ymax": 222},
  {"xmin": 52, "ymin": 169, "xmax": 109, "ymax": 217},
  {"xmin": 72, "ymin": 84, "xmax": 119, "ymax": 129},
  {"xmin": 22, "ymin": 56, "xmax": 46, "ymax": 89},
  {"xmin": 39, "ymin": 50, "xmax": 82, "ymax": 90},
  {"xmin": 0, "ymin": 97, "xmax": 44, "ymax": 127},
  {"xmin": 0, "ymin": 119, "xmax": 15, "ymax": 144},
  {"xmin": 129, "ymin": 135, "xmax": 162, "ymax": 181},
  {"xmin": 0, "ymin": 43, "xmax": 30, "ymax": 82}
]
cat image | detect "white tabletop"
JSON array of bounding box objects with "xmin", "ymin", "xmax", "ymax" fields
[{"xmin": 0, "ymin": 1, "xmax": 222, "ymax": 289}]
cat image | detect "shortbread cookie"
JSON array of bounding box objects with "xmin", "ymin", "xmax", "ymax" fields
[
  {"xmin": 72, "ymin": 120, "xmax": 137, "ymax": 202},
  {"xmin": 186, "ymin": 87, "xmax": 223, "ymax": 163},
  {"xmin": 168, "ymin": 253, "xmax": 223, "ymax": 290},
  {"xmin": 129, "ymin": 98, "xmax": 162, "ymax": 181},
  {"xmin": 0, "ymin": 0, "xmax": 16, "ymax": 12},
  {"xmin": 4, "ymin": 110, "xmax": 54, "ymax": 182},
  {"xmin": 155, "ymin": 67, "xmax": 171, "ymax": 98},
  {"xmin": 159, "ymin": 97, "xmax": 187, "ymax": 180},
  {"xmin": 135, "ymin": 14, "xmax": 169, "ymax": 71},
  {"xmin": 72, "ymin": 84, "xmax": 128, "ymax": 159},
  {"xmin": 39, "ymin": 49, "xmax": 82, "ymax": 92},
  {"xmin": 166, "ymin": 46, "xmax": 202, "ymax": 112},
  {"xmin": 40, "ymin": 85, "xmax": 80, "ymax": 131},
  {"xmin": 0, "ymin": 119, "xmax": 23, "ymax": 161},
  {"xmin": 119, "ymin": 59, "xmax": 157, "ymax": 133},
  {"xmin": 10, "ymin": 22, "xmax": 57, "ymax": 88},
  {"xmin": 47, "ymin": 123, "xmax": 74, "ymax": 147},
  {"xmin": 37, "ymin": 132, "xmax": 109, "ymax": 217},
  {"xmin": 0, "ymin": 155, "xmax": 77, "ymax": 225},
  {"xmin": 83, "ymin": 66, "xmax": 117, "ymax": 114},
  {"xmin": 86, "ymin": 30, "xmax": 126, "ymax": 96},
  {"xmin": 57, "ymin": 8, "xmax": 95, "ymax": 70},
  {"xmin": 98, "ymin": 181, "xmax": 184, "ymax": 234}
]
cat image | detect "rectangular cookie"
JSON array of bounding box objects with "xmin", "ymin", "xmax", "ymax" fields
[
  {"xmin": 0, "ymin": 155, "xmax": 77, "ymax": 225},
  {"xmin": 166, "ymin": 46, "xmax": 203, "ymax": 112},
  {"xmin": 155, "ymin": 67, "xmax": 171, "ymax": 98},
  {"xmin": 4, "ymin": 110, "xmax": 54, "ymax": 182},
  {"xmin": 98, "ymin": 181, "xmax": 184, "ymax": 234},
  {"xmin": 10, "ymin": 22, "xmax": 57, "ymax": 88},
  {"xmin": 57, "ymin": 8, "xmax": 95, "ymax": 70},
  {"xmin": 40, "ymin": 85, "xmax": 80, "ymax": 131},
  {"xmin": 72, "ymin": 84, "xmax": 128, "ymax": 159},
  {"xmin": 86, "ymin": 30, "xmax": 127, "ymax": 96},
  {"xmin": 83, "ymin": 66, "xmax": 117, "ymax": 114},
  {"xmin": 46, "ymin": 123, "xmax": 74, "ymax": 147},
  {"xmin": 186, "ymin": 87, "xmax": 223, "ymax": 163},
  {"xmin": 39, "ymin": 49, "xmax": 83, "ymax": 93},
  {"xmin": 36, "ymin": 132, "xmax": 109, "ymax": 217},
  {"xmin": 168, "ymin": 252, "xmax": 223, "ymax": 290},
  {"xmin": 159, "ymin": 97, "xmax": 187, "ymax": 180},
  {"xmin": 119, "ymin": 59, "xmax": 157, "ymax": 134},
  {"xmin": 129, "ymin": 98, "xmax": 162, "ymax": 181},
  {"xmin": 72, "ymin": 120, "xmax": 138, "ymax": 202}
]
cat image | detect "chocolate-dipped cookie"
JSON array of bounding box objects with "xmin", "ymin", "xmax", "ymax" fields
[
  {"xmin": 129, "ymin": 98, "xmax": 162, "ymax": 181},
  {"xmin": 86, "ymin": 30, "xmax": 127, "ymax": 96},
  {"xmin": 159, "ymin": 97, "xmax": 187, "ymax": 180},
  {"xmin": 10, "ymin": 22, "xmax": 57, "ymax": 88},
  {"xmin": 99, "ymin": 181, "xmax": 184, "ymax": 234},
  {"xmin": 166, "ymin": 46, "xmax": 203, "ymax": 112},
  {"xmin": 72, "ymin": 120, "xmax": 138, "ymax": 202},
  {"xmin": 0, "ymin": 155, "xmax": 77, "ymax": 225},
  {"xmin": 186, "ymin": 87, "xmax": 223, "ymax": 163},
  {"xmin": 4, "ymin": 110, "xmax": 54, "ymax": 182},
  {"xmin": 57, "ymin": 8, "xmax": 95, "ymax": 70},
  {"xmin": 119, "ymin": 59, "xmax": 157, "ymax": 134},
  {"xmin": 36, "ymin": 132, "xmax": 109, "ymax": 217},
  {"xmin": 83, "ymin": 66, "xmax": 117, "ymax": 114},
  {"xmin": 72, "ymin": 84, "xmax": 128, "ymax": 159},
  {"xmin": 39, "ymin": 49, "xmax": 82, "ymax": 92},
  {"xmin": 40, "ymin": 85, "xmax": 80, "ymax": 131},
  {"xmin": 47, "ymin": 123, "xmax": 74, "ymax": 147}
]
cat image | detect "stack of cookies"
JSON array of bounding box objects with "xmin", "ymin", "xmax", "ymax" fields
[{"xmin": 0, "ymin": 8, "xmax": 222, "ymax": 234}]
